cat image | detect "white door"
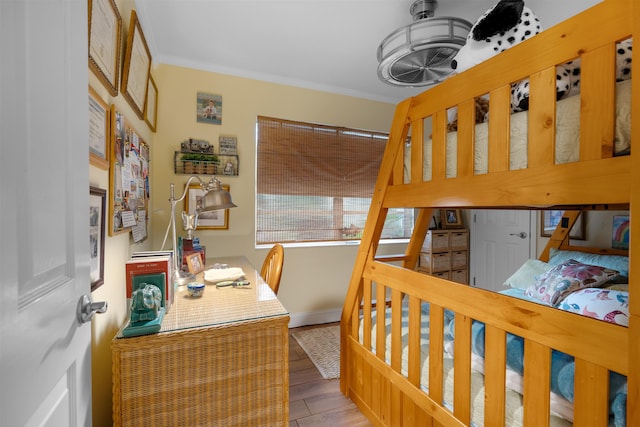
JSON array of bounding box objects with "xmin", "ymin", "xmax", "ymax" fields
[
  {"xmin": 0, "ymin": 1, "xmax": 94, "ymax": 426},
  {"xmin": 470, "ymin": 209, "xmax": 534, "ymax": 292}
]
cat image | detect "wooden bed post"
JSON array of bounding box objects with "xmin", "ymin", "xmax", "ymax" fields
[
  {"xmin": 627, "ymin": 0, "xmax": 640, "ymax": 424},
  {"xmin": 340, "ymin": 98, "xmax": 413, "ymax": 394}
]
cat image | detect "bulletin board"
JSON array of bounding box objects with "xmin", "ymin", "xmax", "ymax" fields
[{"xmin": 108, "ymin": 106, "xmax": 150, "ymax": 237}]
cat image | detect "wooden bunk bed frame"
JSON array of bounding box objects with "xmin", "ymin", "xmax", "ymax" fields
[{"xmin": 340, "ymin": 0, "xmax": 638, "ymax": 425}]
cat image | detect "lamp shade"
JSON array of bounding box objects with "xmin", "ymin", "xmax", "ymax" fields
[{"xmin": 200, "ymin": 178, "xmax": 237, "ymax": 211}]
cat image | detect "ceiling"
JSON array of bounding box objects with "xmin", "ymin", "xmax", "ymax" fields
[{"xmin": 134, "ymin": 0, "xmax": 600, "ymax": 105}]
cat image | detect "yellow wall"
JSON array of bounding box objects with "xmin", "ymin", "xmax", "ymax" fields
[
  {"xmin": 88, "ymin": 7, "xmax": 399, "ymax": 423},
  {"xmin": 150, "ymin": 63, "xmax": 401, "ymax": 319},
  {"xmin": 89, "ymin": 1, "xmax": 154, "ymax": 425}
]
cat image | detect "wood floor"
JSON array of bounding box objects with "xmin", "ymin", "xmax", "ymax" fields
[{"xmin": 289, "ymin": 324, "xmax": 372, "ymax": 427}]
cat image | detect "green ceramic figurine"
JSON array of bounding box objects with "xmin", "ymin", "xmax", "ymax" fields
[{"xmin": 130, "ymin": 283, "xmax": 162, "ymax": 323}]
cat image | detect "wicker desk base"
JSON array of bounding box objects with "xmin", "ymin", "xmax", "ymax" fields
[{"xmin": 112, "ymin": 316, "xmax": 289, "ymax": 426}]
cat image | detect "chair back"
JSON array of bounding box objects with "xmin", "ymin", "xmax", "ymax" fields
[{"xmin": 260, "ymin": 244, "xmax": 284, "ymax": 294}]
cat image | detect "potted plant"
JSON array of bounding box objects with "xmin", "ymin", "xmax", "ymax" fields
[
  {"xmin": 204, "ymin": 154, "xmax": 218, "ymax": 174},
  {"xmin": 181, "ymin": 153, "xmax": 218, "ymax": 175},
  {"xmin": 181, "ymin": 153, "xmax": 198, "ymax": 174}
]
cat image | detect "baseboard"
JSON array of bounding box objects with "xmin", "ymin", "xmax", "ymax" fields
[{"xmin": 288, "ymin": 308, "xmax": 341, "ymax": 328}]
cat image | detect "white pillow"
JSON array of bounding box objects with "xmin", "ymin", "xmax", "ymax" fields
[{"xmin": 503, "ymin": 259, "xmax": 551, "ymax": 290}]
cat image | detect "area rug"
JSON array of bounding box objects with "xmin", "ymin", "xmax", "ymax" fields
[{"xmin": 292, "ymin": 324, "xmax": 340, "ymax": 379}]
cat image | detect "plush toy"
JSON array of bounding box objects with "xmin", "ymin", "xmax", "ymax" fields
[
  {"xmin": 616, "ymin": 38, "xmax": 633, "ymax": 81},
  {"xmin": 450, "ymin": 0, "xmax": 541, "ymax": 76},
  {"xmin": 510, "ymin": 37, "xmax": 632, "ymax": 112},
  {"xmin": 448, "ymin": 0, "xmax": 633, "ymax": 127},
  {"xmin": 447, "ymin": 97, "xmax": 490, "ymax": 133},
  {"xmin": 447, "ymin": 0, "xmax": 572, "ymax": 127}
]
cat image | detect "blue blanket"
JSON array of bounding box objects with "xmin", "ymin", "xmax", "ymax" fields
[{"xmin": 446, "ymin": 312, "xmax": 627, "ymax": 426}]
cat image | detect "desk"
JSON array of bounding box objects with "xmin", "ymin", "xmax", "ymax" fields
[{"xmin": 112, "ymin": 256, "xmax": 289, "ymax": 426}]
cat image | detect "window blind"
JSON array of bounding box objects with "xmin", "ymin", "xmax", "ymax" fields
[
  {"xmin": 257, "ymin": 116, "xmax": 387, "ymax": 197},
  {"xmin": 256, "ymin": 116, "xmax": 411, "ymax": 245}
]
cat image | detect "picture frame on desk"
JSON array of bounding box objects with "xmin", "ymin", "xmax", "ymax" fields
[
  {"xmin": 186, "ymin": 253, "xmax": 204, "ymax": 274},
  {"xmin": 185, "ymin": 183, "xmax": 230, "ymax": 230}
]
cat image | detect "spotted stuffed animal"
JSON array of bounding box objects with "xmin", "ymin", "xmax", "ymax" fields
[
  {"xmin": 447, "ymin": 0, "xmax": 573, "ymax": 126},
  {"xmin": 510, "ymin": 37, "xmax": 632, "ymax": 112},
  {"xmin": 450, "ymin": 0, "xmax": 541, "ymax": 75}
]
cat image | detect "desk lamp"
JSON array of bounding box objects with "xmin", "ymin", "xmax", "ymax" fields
[{"xmin": 161, "ymin": 176, "xmax": 236, "ymax": 285}]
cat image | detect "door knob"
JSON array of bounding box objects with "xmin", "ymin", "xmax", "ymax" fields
[
  {"xmin": 76, "ymin": 294, "xmax": 108, "ymax": 324},
  {"xmin": 509, "ymin": 232, "xmax": 528, "ymax": 239}
]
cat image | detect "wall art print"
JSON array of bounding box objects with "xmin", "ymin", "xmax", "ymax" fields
[
  {"xmin": 196, "ymin": 92, "xmax": 222, "ymax": 125},
  {"xmin": 612, "ymin": 215, "xmax": 630, "ymax": 250}
]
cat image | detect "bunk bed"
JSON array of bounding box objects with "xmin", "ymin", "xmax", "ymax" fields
[{"xmin": 340, "ymin": 0, "xmax": 638, "ymax": 426}]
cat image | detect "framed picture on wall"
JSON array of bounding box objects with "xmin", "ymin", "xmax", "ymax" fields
[
  {"xmin": 144, "ymin": 74, "xmax": 158, "ymax": 132},
  {"xmin": 121, "ymin": 10, "xmax": 151, "ymax": 120},
  {"xmin": 196, "ymin": 92, "xmax": 222, "ymax": 125},
  {"xmin": 88, "ymin": 0, "xmax": 122, "ymax": 96},
  {"xmin": 90, "ymin": 186, "xmax": 106, "ymax": 291},
  {"xmin": 541, "ymin": 210, "xmax": 586, "ymax": 240},
  {"xmin": 88, "ymin": 86, "xmax": 110, "ymax": 169},
  {"xmin": 184, "ymin": 183, "xmax": 230, "ymax": 230},
  {"xmin": 612, "ymin": 215, "xmax": 629, "ymax": 249}
]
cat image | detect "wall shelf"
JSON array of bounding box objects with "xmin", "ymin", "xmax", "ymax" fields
[{"xmin": 174, "ymin": 151, "xmax": 239, "ymax": 176}]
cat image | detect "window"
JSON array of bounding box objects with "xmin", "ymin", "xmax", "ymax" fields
[{"xmin": 256, "ymin": 116, "xmax": 413, "ymax": 245}]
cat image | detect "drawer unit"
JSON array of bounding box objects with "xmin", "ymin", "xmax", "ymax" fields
[
  {"xmin": 419, "ymin": 252, "xmax": 451, "ymax": 273},
  {"xmin": 451, "ymin": 269, "xmax": 469, "ymax": 284},
  {"xmin": 431, "ymin": 270, "xmax": 451, "ymax": 281},
  {"xmin": 451, "ymin": 250, "xmax": 468, "ymax": 269},
  {"xmin": 449, "ymin": 230, "xmax": 469, "ymax": 251},
  {"xmin": 422, "ymin": 230, "xmax": 450, "ymax": 253},
  {"xmin": 419, "ymin": 229, "xmax": 469, "ymax": 285}
]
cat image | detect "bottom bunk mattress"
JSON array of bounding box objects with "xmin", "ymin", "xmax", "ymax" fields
[
  {"xmin": 403, "ymin": 79, "xmax": 631, "ymax": 181},
  {"xmin": 359, "ymin": 291, "xmax": 627, "ymax": 427}
]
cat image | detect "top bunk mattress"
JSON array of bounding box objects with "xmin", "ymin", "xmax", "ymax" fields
[{"xmin": 404, "ymin": 79, "xmax": 632, "ymax": 182}]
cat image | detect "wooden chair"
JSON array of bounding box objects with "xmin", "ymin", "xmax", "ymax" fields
[{"xmin": 260, "ymin": 244, "xmax": 284, "ymax": 295}]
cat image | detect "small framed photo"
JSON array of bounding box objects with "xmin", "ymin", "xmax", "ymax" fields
[
  {"xmin": 186, "ymin": 252, "xmax": 204, "ymax": 274},
  {"xmin": 612, "ymin": 215, "xmax": 629, "ymax": 250},
  {"xmin": 90, "ymin": 186, "xmax": 107, "ymax": 291},
  {"xmin": 219, "ymin": 136, "xmax": 237, "ymax": 154},
  {"xmin": 441, "ymin": 209, "xmax": 463, "ymax": 229},
  {"xmin": 196, "ymin": 92, "xmax": 222, "ymax": 125},
  {"xmin": 541, "ymin": 210, "xmax": 586, "ymax": 240},
  {"xmin": 220, "ymin": 154, "xmax": 239, "ymax": 176},
  {"xmin": 185, "ymin": 184, "xmax": 230, "ymax": 230}
]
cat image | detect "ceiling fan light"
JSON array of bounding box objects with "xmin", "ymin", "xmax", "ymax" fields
[{"xmin": 377, "ymin": 1, "xmax": 472, "ymax": 87}]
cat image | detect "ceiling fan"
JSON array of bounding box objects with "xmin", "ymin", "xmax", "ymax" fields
[{"xmin": 377, "ymin": 0, "xmax": 472, "ymax": 86}]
